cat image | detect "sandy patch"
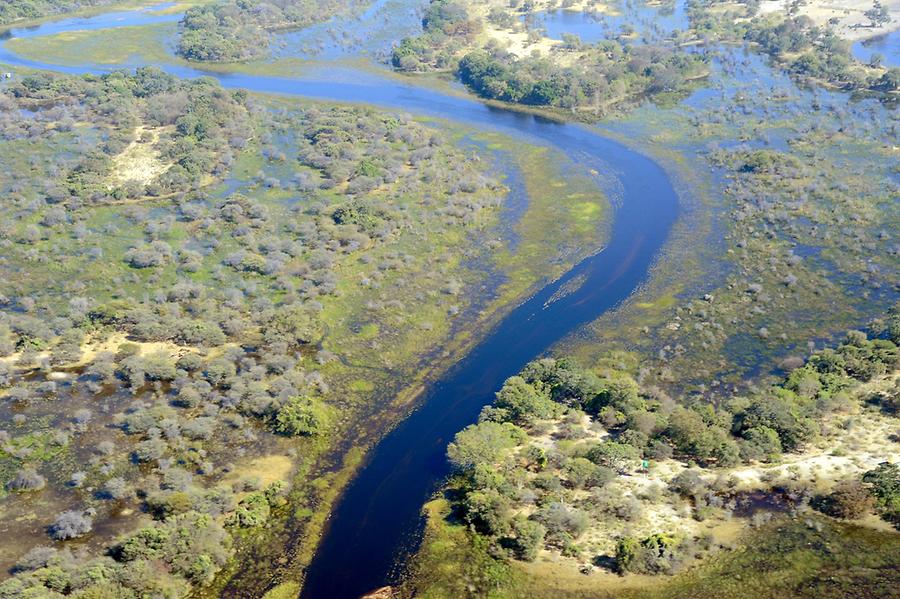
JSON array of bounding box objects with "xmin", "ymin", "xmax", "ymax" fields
[
  {"xmin": 469, "ymin": 0, "xmax": 621, "ymax": 61},
  {"xmin": 525, "ymin": 371, "xmax": 899, "ymax": 569},
  {"xmin": 0, "ymin": 332, "xmax": 201, "ymax": 372},
  {"xmin": 219, "ymin": 454, "xmax": 294, "ymax": 497},
  {"xmin": 109, "ymin": 125, "xmax": 171, "ymax": 187}
]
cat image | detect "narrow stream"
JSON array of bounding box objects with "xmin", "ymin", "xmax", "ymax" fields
[{"xmin": 0, "ymin": 10, "xmax": 679, "ymax": 598}]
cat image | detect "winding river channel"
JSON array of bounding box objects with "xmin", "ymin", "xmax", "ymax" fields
[{"xmin": 0, "ymin": 8, "xmax": 680, "ymax": 597}]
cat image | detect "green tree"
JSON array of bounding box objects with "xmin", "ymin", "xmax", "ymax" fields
[
  {"xmin": 586, "ymin": 441, "xmax": 640, "ymax": 474},
  {"xmin": 272, "ymin": 396, "xmax": 330, "ymax": 436},
  {"xmin": 447, "ymin": 421, "xmax": 525, "ymax": 470}
]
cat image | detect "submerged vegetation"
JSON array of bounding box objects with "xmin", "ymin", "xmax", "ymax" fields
[
  {"xmin": 689, "ymin": 0, "xmax": 899, "ymax": 93},
  {"xmin": 0, "ymin": 51, "xmax": 608, "ymax": 594},
  {"xmin": 176, "ymin": 0, "xmax": 368, "ymax": 62}
]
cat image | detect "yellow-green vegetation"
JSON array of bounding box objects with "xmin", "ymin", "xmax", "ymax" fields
[
  {"xmin": 408, "ymin": 500, "xmax": 900, "ymax": 599},
  {"xmin": 4, "ymin": 17, "xmax": 312, "ymax": 79},
  {"xmin": 261, "ymin": 581, "xmax": 301, "ymax": 599},
  {"xmin": 0, "ymin": 0, "xmax": 213, "ymax": 28},
  {"xmin": 559, "ymin": 48, "xmax": 899, "ymax": 390},
  {"xmin": 6, "ymin": 23, "xmax": 177, "ymax": 66},
  {"xmin": 476, "ymin": 131, "xmax": 609, "ymax": 308}
]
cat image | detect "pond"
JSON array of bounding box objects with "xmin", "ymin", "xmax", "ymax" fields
[
  {"xmin": 522, "ymin": 0, "xmax": 689, "ymax": 45},
  {"xmin": 852, "ymin": 28, "xmax": 900, "ymax": 68}
]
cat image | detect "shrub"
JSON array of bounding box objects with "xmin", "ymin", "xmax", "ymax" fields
[
  {"xmin": 50, "ymin": 511, "xmax": 93, "ymax": 540},
  {"xmin": 8, "ymin": 468, "xmax": 47, "ymax": 492},
  {"xmin": 504, "ymin": 516, "xmax": 546, "ymax": 561},
  {"xmin": 447, "ymin": 421, "xmax": 525, "ymax": 470},
  {"xmin": 585, "ymin": 441, "xmax": 640, "ymax": 474},
  {"xmin": 533, "ymin": 502, "xmax": 589, "ymax": 543},
  {"xmin": 815, "ymin": 479, "xmax": 875, "ymax": 519}
]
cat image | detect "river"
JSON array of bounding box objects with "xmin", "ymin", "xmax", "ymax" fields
[{"xmin": 0, "ymin": 7, "xmax": 679, "ymax": 598}]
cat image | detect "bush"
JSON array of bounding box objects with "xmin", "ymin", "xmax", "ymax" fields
[
  {"xmin": 533, "ymin": 502, "xmax": 589, "ymax": 543},
  {"xmin": 50, "ymin": 511, "xmax": 93, "ymax": 540},
  {"xmin": 447, "ymin": 421, "xmax": 525, "ymax": 470},
  {"xmin": 504, "ymin": 516, "xmax": 545, "ymax": 561},
  {"xmin": 7, "ymin": 468, "xmax": 47, "ymax": 492},
  {"xmin": 585, "ymin": 441, "xmax": 640, "ymax": 474},
  {"xmin": 815, "ymin": 480, "xmax": 875, "ymax": 519},
  {"xmin": 862, "ymin": 462, "xmax": 900, "ymax": 525}
]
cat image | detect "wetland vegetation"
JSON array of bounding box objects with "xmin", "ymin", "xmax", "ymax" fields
[{"xmin": 0, "ymin": 0, "xmax": 897, "ymax": 597}]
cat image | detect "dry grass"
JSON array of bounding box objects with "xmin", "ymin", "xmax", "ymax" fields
[{"xmin": 108, "ymin": 125, "xmax": 171, "ymax": 187}]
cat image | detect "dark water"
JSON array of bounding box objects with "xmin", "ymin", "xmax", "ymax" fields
[{"xmin": 0, "ymin": 9, "xmax": 678, "ymax": 598}]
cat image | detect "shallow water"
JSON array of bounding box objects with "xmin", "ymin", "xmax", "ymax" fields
[
  {"xmin": 852, "ymin": 29, "xmax": 900, "ymax": 68},
  {"xmin": 523, "ymin": 0, "xmax": 688, "ymax": 45}
]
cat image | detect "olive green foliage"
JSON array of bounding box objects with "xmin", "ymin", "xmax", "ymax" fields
[
  {"xmin": 225, "ymin": 481, "xmax": 287, "ymax": 527},
  {"xmin": 6, "ymin": 67, "xmax": 250, "ymax": 200},
  {"xmin": 616, "ymin": 532, "xmax": 681, "ymax": 574},
  {"xmin": 862, "ymin": 462, "xmax": 900, "ymax": 526},
  {"xmin": 391, "ymin": 0, "xmax": 480, "ymax": 71},
  {"xmin": 814, "ymin": 479, "xmax": 876, "ymax": 520},
  {"xmin": 1, "ymin": 511, "xmax": 232, "ymax": 596},
  {"xmin": 457, "ymin": 43, "xmax": 704, "ymax": 109},
  {"xmin": 0, "ymin": 64, "xmax": 511, "ymax": 595},
  {"xmin": 272, "ymin": 396, "xmax": 330, "ymax": 436},
  {"xmin": 441, "ymin": 327, "xmax": 898, "ymax": 568}
]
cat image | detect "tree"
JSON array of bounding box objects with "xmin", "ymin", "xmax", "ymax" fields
[
  {"xmin": 272, "ymin": 396, "xmax": 330, "ymax": 436},
  {"xmin": 462, "ymin": 489, "xmax": 510, "ymax": 535},
  {"xmin": 738, "ymin": 426, "xmax": 783, "ymax": 462},
  {"xmin": 533, "ymin": 502, "xmax": 589, "ymax": 542},
  {"xmin": 585, "ymin": 441, "xmax": 640, "ymax": 474},
  {"xmin": 493, "ymin": 376, "xmax": 558, "ymax": 425},
  {"xmin": 447, "ymin": 421, "xmax": 525, "ymax": 470},
  {"xmin": 505, "ymin": 516, "xmax": 545, "ymax": 561},
  {"xmin": 864, "ymin": 1, "xmax": 890, "ymax": 27},
  {"xmin": 862, "ymin": 462, "xmax": 900, "ymax": 525}
]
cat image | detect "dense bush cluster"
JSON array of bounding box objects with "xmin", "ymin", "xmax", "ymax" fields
[
  {"xmin": 456, "ymin": 42, "xmax": 704, "ymax": 108},
  {"xmin": 177, "ymin": 0, "xmax": 367, "ymax": 62},
  {"xmin": 744, "ymin": 15, "xmax": 899, "ymax": 91},
  {"xmin": 391, "ymin": 0, "xmax": 481, "ymax": 71},
  {"xmin": 445, "ymin": 322, "xmax": 899, "ymax": 569},
  {"xmin": 2, "ymin": 511, "xmax": 234, "ymax": 596}
]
